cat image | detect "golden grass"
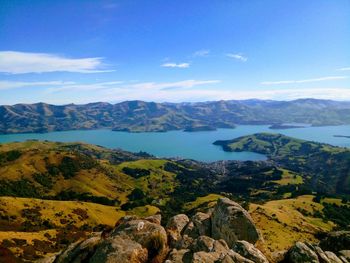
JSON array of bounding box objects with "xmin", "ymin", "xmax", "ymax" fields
[
  {"xmin": 250, "ymin": 195, "xmax": 335, "ymax": 260},
  {"xmin": 183, "ymin": 194, "xmax": 224, "ymax": 211},
  {"xmin": 272, "ymin": 169, "xmax": 303, "ymax": 185},
  {"xmin": 129, "ymin": 205, "xmax": 160, "ymax": 217},
  {"xmin": 0, "ymin": 196, "xmax": 125, "ymax": 228}
]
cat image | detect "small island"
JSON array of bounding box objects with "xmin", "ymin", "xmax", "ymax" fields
[
  {"xmin": 269, "ymin": 124, "xmax": 306, "ymax": 130},
  {"xmin": 183, "ymin": 125, "xmax": 217, "ymax": 132},
  {"xmin": 334, "ymin": 135, "xmax": 350, "ymax": 139}
]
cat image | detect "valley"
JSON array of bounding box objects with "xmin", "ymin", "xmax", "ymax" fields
[
  {"xmin": 2, "ymin": 99, "xmax": 350, "ymax": 134},
  {"xmin": 0, "ymin": 133, "xmax": 349, "ymax": 261}
]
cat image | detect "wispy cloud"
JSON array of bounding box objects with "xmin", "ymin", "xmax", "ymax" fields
[
  {"xmin": 226, "ymin": 53, "xmax": 248, "ymax": 62},
  {"xmin": 261, "ymin": 76, "xmax": 348, "ymax": 85},
  {"xmin": 0, "ymin": 51, "xmax": 113, "ymax": 74},
  {"xmin": 226, "ymin": 88, "xmax": 350, "ymax": 101},
  {"xmin": 338, "ymin": 67, "xmax": 350, "ymax": 71},
  {"xmin": 193, "ymin": 49, "xmax": 210, "ymax": 57},
  {"xmin": 161, "ymin": 62, "xmax": 190, "ymax": 68},
  {"xmin": 3, "ymin": 78, "xmax": 350, "ymax": 104},
  {"xmin": 45, "ymin": 79, "xmax": 219, "ymax": 95},
  {"xmin": 101, "ymin": 87, "xmax": 350, "ymax": 103},
  {"xmin": 0, "ymin": 80, "xmax": 75, "ymax": 90},
  {"xmin": 129, "ymin": 80, "xmax": 221, "ymax": 91},
  {"xmin": 46, "ymin": 81, "xmax": 124, "ymax": 93}
]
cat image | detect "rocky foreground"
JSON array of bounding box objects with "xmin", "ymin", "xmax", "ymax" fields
[{"xmin": 33, "ymin": 198, "xmax": 350, "ymax": 263}]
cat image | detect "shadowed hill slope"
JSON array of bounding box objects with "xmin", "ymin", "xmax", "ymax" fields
[{"xmin": 1, "ymin": 99, "xmax": 350, "ymax": 134}]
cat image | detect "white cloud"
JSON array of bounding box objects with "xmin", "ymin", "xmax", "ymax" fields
[
  {"xmin": 0, "ymin": 80, "xmax": 75, "ymax": 90},
  {"xmin": 261, "ymin": 76, "xmax": 348, "ymax": 85},
  {"xmin": 228, "ymin": 88, "xmax": 350, "ymax": 101},
  {"xmin": 101, "ymin": 87, "xmax": 350, "ymax": 103},
  {"xmin": 338, "ymin": 67, "xmax": 350, "ymax": 71},
  {"xmin": 129, "ymin": 80, "xmax": 220, "ymax": 91},
  {"xmin": 45, "ymin": 79, "xmax": 219, "ymax": 95},
  {"xmin": 193, "ymin": 49, "xmax": 210, "ymax": 57},
  {"xmin": 161, "ymin": 62, "xmax": 190, "ymax": 68},
  {"xmin": 226, "ymin": 53, "xmax": 248, "ymax": 62},
  {"xmin": 47, "ymin": 81, "xmax": 124, "ymax": 93},
  {"xmin": 0, "ymin": 51, "xmax": 113, "ymax": 74}
]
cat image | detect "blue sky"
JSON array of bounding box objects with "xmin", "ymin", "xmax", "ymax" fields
[{"xmin": 0, "ymin": 0, "xmax": 349, "ymax": 104}]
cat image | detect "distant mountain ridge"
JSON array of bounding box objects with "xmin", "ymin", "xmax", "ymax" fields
[{"xmin": 1, "ymin": 99, "xmax": 350, "ymax": 134}]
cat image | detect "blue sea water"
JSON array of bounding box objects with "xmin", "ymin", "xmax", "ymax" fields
[{"xmin": 0, "ymin": 125, "xmax": 349, "ymax": 162}]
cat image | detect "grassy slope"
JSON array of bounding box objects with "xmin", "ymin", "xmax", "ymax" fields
[
  {"xmin": 0, "ymin": 196, "xmax": 159, "ymax": 259},
  {"xmin": 183, "ymin": 194, "xmax": 338, "ymax": 261},
  {"xmin": 214, "ymin": 133, "xmax": 350, "ymax": 194},
  {"xmin": 250, "ymin": 195, "xmax": 335, "ymax": 259},
  {"xmin": 0, "ymin": 140, "xmax": 172, "ymax": 259},
  {"xmin": 0, "ymin": 140, "xmax": 180, "ymax": 203}
]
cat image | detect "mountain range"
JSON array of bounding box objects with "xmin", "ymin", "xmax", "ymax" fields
[{"xmin": 1, "ymin": 99, "xmax": 350, "ymax": 134}]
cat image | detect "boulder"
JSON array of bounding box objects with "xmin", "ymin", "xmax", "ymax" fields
[
  {"xmin": 211, "ymin": 198, "xmax": 259, "ymax": 247},
  {"xmin": 190, "ymin": 236, "xmax": 229, "ymax": 254},
  {"xmin": 338, "ymin": 250, "xmax": 350, "ymax": 261},
  {"xmin": 323, "ymin": 251, "xmax": 342, "ymax": 263},
  {"xmin": 110, "ymin": 217, "xmax": 168, "ymax": 262},
  {"xmin": 284, "ymin": 242, "xmax": 319, "ymax": 263},
  {"xmin": 232, "ymin": 240, "xmax": 269, "ymax": 263},
  {"xmin": 226, "ymin": 251, "xmax": 255, "ymax": 263},
  {"xmin": 88, "ymin": 216, "xmax": 168, "ymax": 263},
  {"xmin": 182, "ymin": 212, "xmax": 211, "ymax": 239},
  {"xmin": 89, "ymin": 235, "xmax": 148, "ymax": 263},
  {"xmin": 192, "ymin": 251, "xmax": 224, "ymax": 263},
  {"xmin": 166, "ymin": 249, "xmax": 192, "ymax": 263},
  {"xmin": 314, "ymin": 246, "xmax": 331, "ymax": 263},
  {"xmin": 54, "ymin": 235, "xmax": 101, "ymax": 263},
  {"xmin": 146, "ymin": 214, "xmax": 162, "ymax": 225},
  {"xmin": 191, "ymin": 212, "xmax": 211, "ymax": 237},
  {"xmin": 166, "ymin": 214, "xmax": 190, "ymax": 248},
  {"xmin": 176, "ymin": 234, "xmax": 195, "ymax": 250}
]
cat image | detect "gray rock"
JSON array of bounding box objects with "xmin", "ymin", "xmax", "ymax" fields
[
  {"xmin": 324, "ymin": 251, "xmax": 343, "ymax": 263},
  {"xmin": 176, "ymin": 234, "xmax": 195, "ymax": 250},
  {"xmin": 192, "ymin": 212, "xmax": 211, "ymax": 237},
  {"xmin": 166, "ymin": 249, "xmax": 192, "ymax": 263},
  {"xmin": 285, "ymin": 242, "xmax": 319, "ymax": 263},
  {"xmin": 339, "ymin": 251, "xmax": 350, "ymax": 261},
  {"xmin": 232, "ymin": 240, "xmax": 269, "ymax": 263},
  {"xmin": 110, "ymin": 218, "xmax": 168, "ymax": 262},
  {"xmin": 211, "ymin": 198, "xmax": 259, "ymax": 247},
  {"xmin": 191, "ymin": 236, "xmax": 229, "ymax": 254},
  {"xmin": 54, "ymin": 235, "xmax": 101, "ymax": 263},
  {"xmin": 167, "ymin": 214, "xmax": 190, "ymax": 247},
  {"xmin": 89, "ymin": 235, "xmax": 148, "ymax": 263},
  {"xmin": 145, "ymin": 214, "xmax": 162, "ymax": 225},
  {"xmin": 314, "ymin": 246, "xmax": 331, "ymax": 263},
  {"xmin": 227, "ymin": 250, "xmax": 255, "ymax": 263}
]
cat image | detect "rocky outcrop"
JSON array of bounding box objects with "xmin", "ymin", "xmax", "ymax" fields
[
  {"xmin": 211, "ymin": 198, "xmax": 260, "ymax": 247},
  {"xmin": 48, "ymin": 198, "xmax": 266, "ymax": 263},
  {"xmin": 284, "ymin": 242, "xmax": 319, "ymax": 263},
  {"xmin": 282, "ymin": 241, "xmax": 349, "ymax": 263},
  {"xmin": 232, "ymin": 240, "xmax": 269, "ymax": 263},
  {"xmin": 53, "ymin": 215, "xmax": 168, "ymax": 263},
  {"xmin": 166, "ymin": 214, "xmax": 190, "ymax": 248},
  {"xmin": 90, "ymin": 236, "xmax": 148, "ymax": 263},
  {"xmin": 45, "ymin": 198, "xmax": 349, "ymax": 263},
  {"xmin": 54, "ymin": 235, "xmax": 101, "ymax": 263}
]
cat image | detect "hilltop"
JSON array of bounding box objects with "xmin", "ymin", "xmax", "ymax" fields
[
  {"xmin": 214, "ymin": 133, "xmax": 350, "ymax": 194},
  {"xmin": 0, "ymin": 137, "xmax": 350, "ymax": 261},
  {"xmin": 1, "ymin": 99, "xmax": 350, "ymax": 134}
]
